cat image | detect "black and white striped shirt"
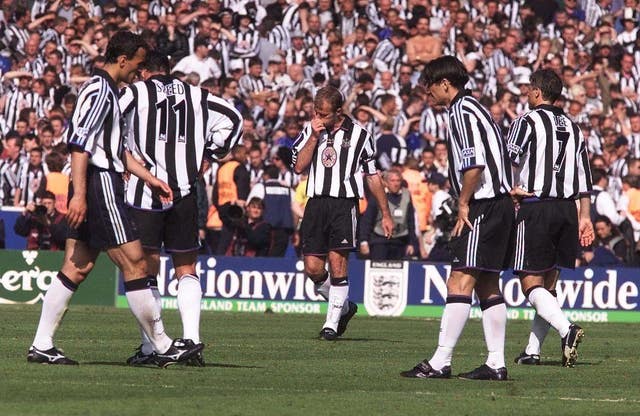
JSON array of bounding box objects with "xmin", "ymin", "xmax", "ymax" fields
[
  {"xmin": 506, "ymin": 104, "xmax": 592, "ymax": 199},
  {"xmin": 282, "ymin": 4, "xmax": 302, "ymax": 32},
  {"xmin": 64, "ymin": 52, "xmax": 90, "ymax": 76},
  {"xmin": 120, "ymin": 75, "xmax": 243, "ymax": 210},
  {"xmin": 268, "ymin": 25, "xmax": 290, "ymax": 51},
  {"xmin": 5, "ymin": 24, "xmax": 29, "ymax": 54},
  {"xmin": 148, "ymin": 0, "xmax": 174, "ymax": 17},
  {"xmin": 291, "ymin": 116, "xmax": 377, "ymax": 198},
  {"xmin": 372, "ymin": 39, "xmax": 404, "ymax": 74},
  {"xmin": 66, "ymin": 69, "xmax": 125, "ymax": 172},
  {"xmin": 16, "ymin": 164, "xmax": 48, "ymax": 206},
  {"xmin": 230, "ymin": 28, "xmax": 259, "ymax": 59},
  {"xmin": 3, "ymin": 89, "xmax": 38, "ymax": 131},
  {"xmin": 0, "ymin": 157, "xmax": 23, "ymax": 205},
  {"xmin": 447, "ymin": 91, "xmax": 512, "ymax": 199},
  {"xmin": 239, "ymin": 74, "xmax": 267, "ymax": 99},
  {"xmin": 420, "ymin": 106, "xmax": 448, "ymax": 142}
]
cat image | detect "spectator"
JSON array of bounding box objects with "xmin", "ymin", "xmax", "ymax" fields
[
  {"xmin": 360, "ymin": 169, "xmax": 418, "ymax": 260},
  {"xmin": 171, "ymin": 35, "xmax": 220, "ymax": 84},
  {"xmin": 218, "ymin": 197, "xmax": 272, "ymax": 257},
  {"xmin": 0, "ymin": 133, "xmax": 24, "ymax": 206},
  {"xmin": 14, "ymin": 146, "xmax": 47, "ymax": 207},
  {"xmin": 211, "ymin": 145, "xmax": 250, "ymax": 252},
  {"xmin": 247, "ymin": 165, "xmax": 296, "ymax": 257},
  {"xmin": 581, "ymin": 215, "xmax": 633, "ymax": 266},
  {"xmin": 13, "ymin": 190, "xmax": 67, "ymax": 250}
]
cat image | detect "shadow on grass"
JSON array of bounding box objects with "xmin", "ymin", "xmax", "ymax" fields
[
  {"xmin": 538, "ymin": 360, "xmax": 598, "ymax": 366},
  {"xmin": 312, "ymin": 337, "xmax": 403, "ymax": 343},
  {"xmin": 83, "ymin": 361, "xmax": 264, "ymax": 369}
]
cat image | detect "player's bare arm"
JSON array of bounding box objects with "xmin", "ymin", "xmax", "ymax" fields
[
  {"xmin": 123, "ymin": 150, "xmax": 173, "ymax": 204},
  {"xmin": 452, "ymin": 167, "xmax": 483, "ymax": 237},
  {"xmin": 366, "ymin": 173, "xmax": 394, "ymax": 239},
  {"xmin": 293, "ymin": 117, "xmax": 324, "ymax": 174},
  {"xmin": 67, "ymin": 150, "xmax": 89, "ymax": 229}
]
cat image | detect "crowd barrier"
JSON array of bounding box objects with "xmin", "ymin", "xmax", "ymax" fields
[
  {"xmin": 1, "ymin": 250, "xmax": 638, "ymax": 322},
  {"xmin": 0, "ymin": 208, "xmax": 27, "ymax": 249}
]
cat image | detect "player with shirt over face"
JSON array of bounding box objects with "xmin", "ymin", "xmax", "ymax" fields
[
  {"xmin": 27, "ymin": 31, "xmax": 203, "ymax": 367},
  {"xmin": 401, "ymin": 56, "xmax": 515, "ymax": 381},
  {"xmin": 119, "ymin": 51, "xmax": 243, "ymax": 366},
  {"xmin": 291, "ymin": 86, "xmax": 393, "ymax": 340}
]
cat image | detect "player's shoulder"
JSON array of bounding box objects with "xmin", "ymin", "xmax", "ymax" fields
[
  {"xmin": 79, "ymin": 74, "xmax": 109, "ymax": 95},
  {"xmin": 348, "ymin": 117, "xmax": 371, "ymax": 138}
]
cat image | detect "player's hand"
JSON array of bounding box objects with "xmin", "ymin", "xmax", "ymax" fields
[
  {"xmin": 25, "ymin": 202, "xmax": 36, "ymax": 213},
  {"xmin": 451, "ymin": 202, "xmax": 473, "ymax": 238},
  {"xmin": 310, "ymin": 116, "xmax": 325, "ymax": 138},
  {"xmin": 381, "ymin": 213, "xmax": 394, "ymax": 239},
  {"xmin": 359, "ymin": 241, "xmax": 370, "ymax": 257},
  {"xmin": 405, "ymin": 244, "xmax": 415, "ymax": 257},
  {"xmin": 147, "ymin": 177, "xmax": 173, "ymax": 205},
  {"xmin": 510, "ymin": 186, "xmax": 534, "ymax": 208},
  {"xmin": 578, "ymin": 218, "xmax": 594, "ymax": 247},
  {"xmin": 66, "ymin": 195, "xmax": 87, "ymax": 229}
]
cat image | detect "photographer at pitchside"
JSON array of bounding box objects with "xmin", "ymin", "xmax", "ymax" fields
[{"xmin": 14, "ymin": 191, "xmax": 67, "ymax": 250}]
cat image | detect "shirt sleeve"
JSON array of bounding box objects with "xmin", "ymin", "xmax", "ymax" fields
[
  {"xmin": 360, "ymin": 128, "xmax": 378, "ymax": 175},
  {"xmin": 290, "ymin": 123, "xmax": 312, "ymax": 169},
  {"xmin": 66, "ymin": 79, "xmax": 110, "ymax": 154},
  {"xmin": 449, "ymin": 105, "xmax": 486, "ymax": 172},
  {"xmin": 204, "ymin": 94, "xmax": 243, "ymax": 161},
  {"xmin": 505, "ymin": 115, "xmax": 532, "ymax": 166},
  {"xmin": 576, "ymin": 129, "xmax": 593, "ymax": 195}
]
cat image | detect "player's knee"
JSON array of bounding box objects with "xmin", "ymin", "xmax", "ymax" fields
[
  {"xmin": 306, "ymin": 270, "xmax": 329, "ymax": 283},
  {"xmin": 175, "ymin": 268, "xmax": 198, "ymax": 280},
  {"xmin": 61, "ymin": 259, "xmax": 94, "ymax": 283}
]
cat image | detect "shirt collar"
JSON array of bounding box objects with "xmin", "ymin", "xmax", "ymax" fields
[
  {"xmin": 449, "ymin": 89, "xmax": 472, "ymax": 107},
  {"xmin": 92, "ymin": 68, "xmax": 119, "ymax": 95},
  {"xmin": 534, "ymin": 103, "xmax": 565, "ymax": 115}
]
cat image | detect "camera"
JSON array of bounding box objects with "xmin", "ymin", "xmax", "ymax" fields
[
  {"xmin": 34, "ymin": 205, "xmax": 48, "ymax": 216},
  {"xmin": 434, "ymin": 197, "xmax": 458, "ymax": 242},
  {"xmin": 228, "ymin": 204, "xmax": 244, "ymax": 221}
]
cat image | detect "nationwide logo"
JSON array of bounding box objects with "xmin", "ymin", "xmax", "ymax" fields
[
  {"xmin": 363, "ymin": 260, "xmax": 409, "ymax": 317},
  {"xmin": 0, "ymin": 251, "xmax": 57, "ymax": 304}
]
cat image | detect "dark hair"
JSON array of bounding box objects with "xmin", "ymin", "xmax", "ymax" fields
[
  {"xmin": 593, "ymin": 214, "xmax": 612, "ymax": 226},
  {"xmin": 140, "ymin": 50, "xmax": 170, "ymax": 74},
  {"xmin": 591, "ymin": 168, "xmax": 607, "ymax": 184},
  {"xmin": 247, "ymin": 197, "xmax": 265, "ymax": 209},
  {"xmin": 37, "ymin": 190, "xmax": 56, "ymax": 201},
  {"xmin": 45, "ymin": 151, "xmax": 66, "ymax": 172},
  {"xmin": 264, "ymin": 164, "xmax": 279, "ymax": 179},
  {"xmin": 314, "ymin": 86, "xmax": 344, "ymax": 112},
  {"xmin": 529, "ymin": 69, "xmax": 563, "ymax": 103},
  {"xmin": 420, "ymin": 56, "xmax": 469, "ymax": 89},
  {"xmin": 105, "ymin": 31, "xmax": 148, "ymax": 64},
  {"xmin": 248, "ymin": 56, "xmax": 262, "ymax": 68}
]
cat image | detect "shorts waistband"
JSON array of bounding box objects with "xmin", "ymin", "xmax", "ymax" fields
[
  {"xmin": 471, "ymin": 193, "xmax": 510, "ymax": 203},
  {"xmin": 521, "ymin": 196, "xmax": 573, "ymax": 203}
]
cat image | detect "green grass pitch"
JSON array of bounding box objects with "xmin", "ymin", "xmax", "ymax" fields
[{"xmin": 1, "ymin": 305, "xmax": 638, "ymax": 415}]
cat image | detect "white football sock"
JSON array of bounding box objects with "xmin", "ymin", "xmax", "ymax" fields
[
  {"xmin": 429, "ymin": 296, "xmax": 471, "ymax": 370},
  {"xmin": 313, "ymin": 274, "xmax": 330, "ymax": 300},
  {"xmin": 481, "ymin": 299, "xmax": 507, "ymax": 369},
  {"xmin": 125, "ymin": 279, "xmax": 172, "ymax": 354},
  {"xmin": 138, "ymin": 286, "xmax": 162, "ymax": 355},
  {"xmin": 323, "ymin": 278, "xmax": 348, "ymax": 331},
  {"xmin": 177, "ymin": 274, "xmax": 202, "ymax": 344},
  {"xmin": 528, "ymin": 287, "xmax": 570, "ymax": 338},
  {"xmin": 32, "ymin": 274, "xmax": 76, "ymax": 350},
  {"xmin": 525, "ymin": 312, "xmax": 551, "ymax": 356}
]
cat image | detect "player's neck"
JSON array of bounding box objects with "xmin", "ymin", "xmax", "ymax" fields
[{"xmin": 102, "ymin": 64, "xmax": 122, "ymax": 85}]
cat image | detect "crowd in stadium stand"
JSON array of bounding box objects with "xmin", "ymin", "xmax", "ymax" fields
[{"xmin": 1, "ymin": 0, "xmax": 640, "ymax": 266}]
